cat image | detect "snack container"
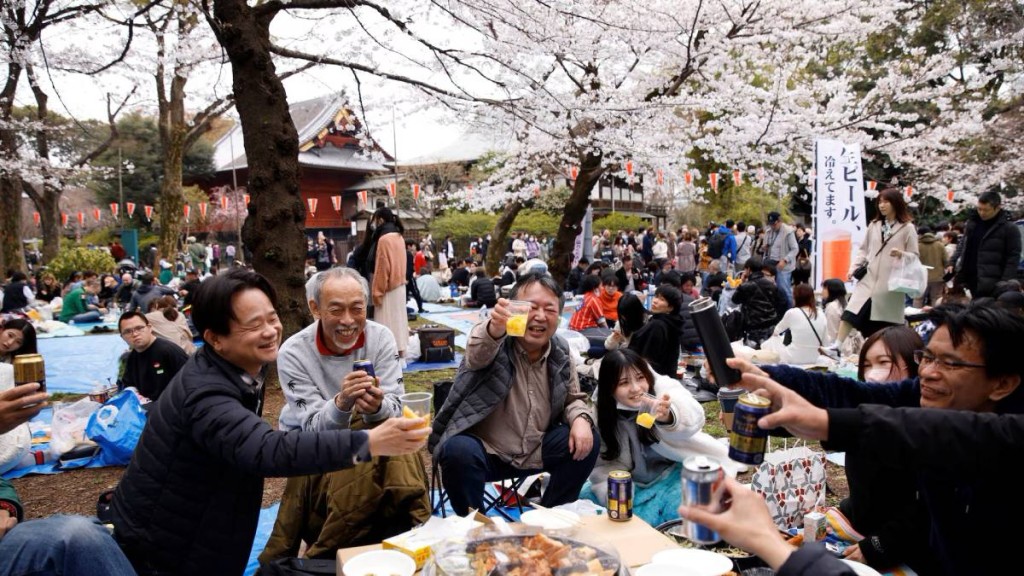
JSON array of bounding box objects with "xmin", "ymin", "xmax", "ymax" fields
[{"xmin": 804, "ymin": 511, "xmax": 826, "ymax": 544}]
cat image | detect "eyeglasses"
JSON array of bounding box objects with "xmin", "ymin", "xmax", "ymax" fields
[
  {"xmin": 120, "ymin": 326, "xmax": 148, "ymax": 337},
  {"xmin": 913, "ymin": 350, "xmax": 986, "ymax": 371}
]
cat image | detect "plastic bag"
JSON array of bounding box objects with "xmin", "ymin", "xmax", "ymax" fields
[
  {"xmin": 888, "ymin": 252, "xmax": 928, "ymax": 298},
  {"xmin": 85, "ymin": 389, "xmax": 147, "ymax": 466},
  {"xmin": 749, "ymin": 446, "xmax": 827, "ymax": 530},
  {"xmin": 51, "ymin": 398, "xmax": 101, "ymax": 457},
  {"xmin": 407, "ymin": 333, "xmax": 422, "ymax": 362}
]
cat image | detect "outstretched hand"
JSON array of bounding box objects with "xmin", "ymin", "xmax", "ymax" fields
[
  {"xmin": 366, "ymin": 417, "xmax": 430, "ymax": 456},
  {"xmin": 730, "ymin": 366, "xmax": 830, "ymax": 441},
  {"xmin": 678, "ymin": 475, "xmax": 794, "ymax": 570}
]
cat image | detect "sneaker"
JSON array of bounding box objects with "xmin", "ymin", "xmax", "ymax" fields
[{"xmin": 819, "ymin": 344, "xmax": 840, "ymax": 361}]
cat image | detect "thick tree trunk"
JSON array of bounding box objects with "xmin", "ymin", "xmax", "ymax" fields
[
  {"xmin": 209, "ymin": 0, "xmax": 310, "ymax": 338},
  {"xmin": 158, "ymin": 146, "xmax": 186, "ymax": 260},
  {"xmin": 486, "ymin": 198, "xmax": 523, "ymax": 277},
  {"xmin": 549, "ymin": 152, "xmax": 604, "ymax": 286},
  {"xmin": 0, "ymin": 176, "xmax": 25, "ymax": 273}
]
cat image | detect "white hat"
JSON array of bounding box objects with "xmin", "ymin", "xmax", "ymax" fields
[
  {"xmin": 159, "ymin": 259, "xmax": 171, "ymax": 269},
  {"xmin": 747, "ymin": 225, "xmax": 755, "ymax": 234}
]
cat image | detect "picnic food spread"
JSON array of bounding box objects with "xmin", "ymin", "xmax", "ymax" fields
[{"xmin": 464, "ymin": 533, "xmax": 618, "ymax": 576}]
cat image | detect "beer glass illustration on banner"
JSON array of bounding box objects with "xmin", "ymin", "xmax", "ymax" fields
[{"xmin": 822, "ymin": 229, "xmax": 852, "ymax": 282}]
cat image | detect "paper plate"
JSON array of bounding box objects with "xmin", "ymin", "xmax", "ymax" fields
[
  {"xmin": 841, "ymin": 560, "xmax": 883, "ymax": 576},
  {"xmin": 342, "ymin": 550, "xmax": 415, "ymax": 576},
  {"xmin": 651, "ymin": 548, "xmax": 733, "ymax": 576}
]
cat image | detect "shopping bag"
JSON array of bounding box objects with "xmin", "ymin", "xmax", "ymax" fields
[
  {"xmin": 51, "ymin": 398, "xmax": 101, "ymax": 457},
  {"xmin": 749, "ymin": 446, "xmax": 827, "ymax": 530},
  {"xmin": 888, "ymin": 252, "xmax": 928, "ymax": 298},
  {"xmin": 85, "ymin": 390, "xmax": 148, "ymax": 466}
]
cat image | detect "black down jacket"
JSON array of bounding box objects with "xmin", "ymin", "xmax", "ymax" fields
[
  {"xmin": 952, "ymin": 210, "xmax": 1022, "ymax": 297},
  {"xmin": 732, "ymin": 273, "xmax": 783, "ymax": 331},
  {"xmin": 111, "ymin": 345, "xmax": 369, "ymax": 576}
]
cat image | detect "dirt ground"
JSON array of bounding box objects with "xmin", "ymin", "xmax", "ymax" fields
[{"xmin": 12, "ymin": 378, "xmax": 849, "ymax": 520}]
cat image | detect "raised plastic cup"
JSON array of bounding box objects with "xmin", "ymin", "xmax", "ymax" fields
[
  {"xmin": 505, "ymin": 300, "xmax": 532, "ymax": 337},
  {"xmin": 636, "ymin": 393, "xmax": 660, "ymax": 428},
  {"xmin": 400, "ymin": 392, "xmax": 433, "ymax": 429}
]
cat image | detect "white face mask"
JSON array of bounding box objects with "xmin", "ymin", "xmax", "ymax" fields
[{"xmin": 863, "ymin": 367, "xmax": 892, "ymax": 383}]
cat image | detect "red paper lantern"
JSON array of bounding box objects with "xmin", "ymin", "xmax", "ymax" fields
[
  {"xmin": 76, "ymin": 211, "xmax": 85, "ymax": 226},
  {"xmin": 92, "ymin": 208, "xmax": 101, "ymax": 222},
  {"xmin": 387, "ymin": 182, "xmax": 397, "ymax": 198},
  {"xmin": 358, "ymin": 190, "xmax": 368, "ymax": 206},
  {"xmin": 867, "ymin": 180, "xmax": 877, "ymax": 191},
  {"xmin": 198, "ymin": 202, "xmax": 208, "ymax": 219},
  {"xmin": 570, "ymin": 166, "xmax": 579, "ymax": 180},
  {"xmin": 219, "ymin": 196, "xmax": 229, "ymax": 211},
  {"xmin": 411, "ymin": 185, "xmax": 420, "ymax": 202},
  {"xmin": 732, "ymin": 170, "xmax": 742, "ymax": 186},
  {"xmin": 905, "ymin": 185, "xmax": 913, "ymax": 200},
  {"xmin": 625, "ymin": 161, "xmax": 633, "ymax": 177},
  {"xmin": 709, "ymin": 173, "xmax": 719, "ymax": 192},
  {"xmin": 183, "ymin": 204, "xmax": 191, "ymax": 221},
  {"xmin": 684, "ymin": 171, "xmax": 693, "ymax": 186},
  {"xmin": 109, "ymin": 202, "xmax": 119, "ymax": 219},
  {"xmin": 656, "ymin": 170, "xmax": 664, "ymax": 186},
  {"xmin": 32, "ymin": 212, "xmax": 40, "ymax": 227},
  {"xmin": 61, "ymin": 213, "xmax": 69, "ymax": 227},
  {"xmin": 144, "ymin": 205, "xmax": 154, "ymax": 220},
  {"xmin": 243, "ymin": 194, "xmax": 251, "ymax": 207},
  {"xmin": 125, "ymin": 202, "xmax": 136, "ymax": 217},
  {"xmin": 331, "ymin": 195, "xmax": 342, "ymax": 211},
  {"xmin": 947, "ymin": 189, "xmax": 955, "ymax": 202},
  {"xmin": 306, "ymin": 198, "xmax": 317, "ymax": 215}
]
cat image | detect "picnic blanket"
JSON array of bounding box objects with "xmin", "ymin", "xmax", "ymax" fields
[
  {"xmin": 406, "ymin": 353, "xmax": 463, "ymax": 372},
  {"xmin": 37, "ymin": 332, "xmax": 127, "ymax": 394},
  {"xmin": 244, "ymin": 502, "xmax": 281, "ymax": 576}
]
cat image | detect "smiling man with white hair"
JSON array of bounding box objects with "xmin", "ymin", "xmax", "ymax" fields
[{"xmin": 262, "ymin": 266, "xmax": 429, "ymax": 561}]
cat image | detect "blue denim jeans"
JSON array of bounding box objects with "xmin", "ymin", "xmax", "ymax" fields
[
  {"xmin": 775, "ymin": 268, "xmax": 793, "ymax": 308},
  {"xmin": 438, "ymin": 425, "xmax": 600, "ymax": 516},
  {"xmin": 69, "ymin": 311, "xmax": 103, "ymax": 324},
  {"xmin": 0, "ymin": 515, "xmax": 136, "ymax": 576}
]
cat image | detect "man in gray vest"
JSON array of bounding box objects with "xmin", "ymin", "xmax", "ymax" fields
[{"xmin": 429, "ymin": 272, "xmax": 598, "ymax": 515}]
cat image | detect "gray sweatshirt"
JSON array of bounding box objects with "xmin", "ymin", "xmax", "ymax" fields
[{"xmin": 278, "ymin": 320, "xmax": 404, "ymax": 431}]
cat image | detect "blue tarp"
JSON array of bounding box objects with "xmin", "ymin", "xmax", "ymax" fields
[
  {"xmin": 1, "ymin": 406, "xmax": 118, "ymax": 479},
  {"xmin": 244, "ymin": 502, "xmax": 281, "ymax": 576},
  {"xmin": 38, "ymin": 332, "xmax": 127, "ymax": 394}
]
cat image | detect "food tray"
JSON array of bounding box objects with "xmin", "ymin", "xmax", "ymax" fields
[{"xmin": 426, "ymin": 532, "xmax": 622, "ymax": 576}]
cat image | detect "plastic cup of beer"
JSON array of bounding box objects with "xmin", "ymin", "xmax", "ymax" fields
[
  {"xmin": 505, "ymin": 300, "xmax": 532, "ymax": 337},
  {"xmin": 400, "ymin": 392, "xmax": 433, "ymax": 429},
  {"xmin": 636, "ymin": 394, "xmax": 659, "ymax": 429}
]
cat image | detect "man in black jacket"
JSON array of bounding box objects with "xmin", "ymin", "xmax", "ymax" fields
[
  {"xmin": 566, "ymin": 257, "xmax": 588, "ymax": 294},
  {"xmin": 731, "ymin": 257, "xmax": 784, "ymax": 346},
  {"xmin": 110, "ymin": 269, "xmax": 429, "ymax": 576},
  {"xmin": 949, "ymin": 191, "xmax": 1022, "ymax": 297},
  {"xmin": 615, "ymin": 255, "xmax": 644, "ymax": 293},
  {"xmin": 467, "ymin": 268, "xmax": 498, "ymax": 308}
]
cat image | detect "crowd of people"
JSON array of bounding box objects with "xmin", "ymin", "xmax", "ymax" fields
[{"xmin": 0, "ymin": 188, "xmax": 1021, "ymax": 575}]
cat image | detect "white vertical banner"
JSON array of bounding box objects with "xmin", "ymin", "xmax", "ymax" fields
[{"xmin": 814, "ymin": 139, "xmax": 868, "ymax": 289}]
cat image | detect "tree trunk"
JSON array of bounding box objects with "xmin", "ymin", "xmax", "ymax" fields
[
  {"xmin": 486, "ymin": 198, "xmax": 523, "ymax": 277},
  {"xmin": 209, "ymin": 0, "xmax": 310, "ymax": 338},
  {"xmin": 549, "ymin": 152, "xmax": 604, "ymax": 286},
  {"xmin": 0, "ymin": 176, "xmax": 26, "ymax": 273},
  {"xmin": 158, "ymin": 144, "xmax": 186, "ymax": 260},
  {"xmin": 39, "ymin": 190, "xmax": 61, "ymax": 262}
]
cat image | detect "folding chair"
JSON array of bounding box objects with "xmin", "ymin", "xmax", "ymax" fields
[{"xmin": 429, "ymin": 379, "xmax": 531, "ymax": 521}]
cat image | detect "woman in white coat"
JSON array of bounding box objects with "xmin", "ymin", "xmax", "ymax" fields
[
  {"xmin": 584, "ymin": 349, "xmax": 745, "ymax": 525},
  {"xmin": 763, "ymin": 284, "xmax": 827, "ymax": 364},
  {"xmin": 824, "ymin": 188, "xmax": 918, "ymax": 355}
]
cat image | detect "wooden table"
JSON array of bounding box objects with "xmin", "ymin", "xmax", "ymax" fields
[{"xmin": 336, "ymin": 514, "xmax": 680, "ymax": 575}]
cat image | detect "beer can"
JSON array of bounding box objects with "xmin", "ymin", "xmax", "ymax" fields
[
  {"xmin": 607, "ymin": 470, "xmax": 633, "ymax": 522},
  {"xmin": 681, "ymin": 456, "xmax": 724, "ymax": 545},
  {"xmin": 804, "ymin": 511, "xmax": 827, "ymax": 544},
  {"xmin": 688, "ymin": 297, "xmax": 741, "ymax": 387},
  {"xmin": 13, "ymin": 353, "xmax": 46, "ymax": 393},
  {"xmin": 728, "ymin": 392, "xmax": 771, "ymax": 465},
  {"xmin": 352, "ymin": 359, "xmax": 375, "ymax": 378}
]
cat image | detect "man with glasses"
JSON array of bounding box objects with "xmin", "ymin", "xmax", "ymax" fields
[
  {"xmin": 724, "ymin": 301, "xmax": 1024, "ymax": 575},
  {"xmin": 117, "ymin": 311, "xmax": 188, "ymax": 403}
]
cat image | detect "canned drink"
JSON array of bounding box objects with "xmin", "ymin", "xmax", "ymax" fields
[
  {"xmin": 681, "ymin": 456, "xmax": 724, "ymax": 545},
  {"xmin": 728, "ymin": 392, "xmax": 772, "ymax": 465},
  {"xmin": 804, "ymin": 511, "xmax": 826, "ymax": 544},
  {"xmin": 352, "ymin": 360, "xmax": 375, "ymax": 379},
  {"xmin": 13, "ymin": 354, "xmax": 46, "ymax": 393},
  {"xmin": 607, "ymin": 470, "xmax": 633, "ymax": 522}
]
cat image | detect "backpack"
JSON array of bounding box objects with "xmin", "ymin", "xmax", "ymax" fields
[{"xmin": 708, "ymin": 232, "xmax": 727, "ymax": 259}]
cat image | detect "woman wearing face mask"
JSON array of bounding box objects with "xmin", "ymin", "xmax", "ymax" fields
[
  {"xmin": 583, "ymin": 349, "xmax": 742, "ymax": 525},
  {"xmin": 858, "ymin": 326, "xmax": 922, "ymax": 383}
]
